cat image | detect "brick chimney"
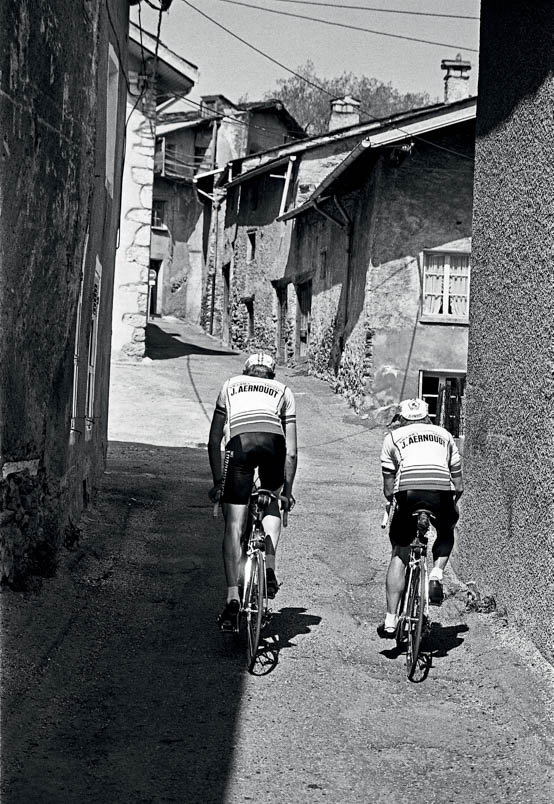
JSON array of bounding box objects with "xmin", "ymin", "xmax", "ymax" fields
[
  {"xmin": 441, "ymin": 54, "xmax": 472, "ymax": 103},
  {"xmin": 328, "ymin": 96, "xmax": 361, "ymax": 131}
]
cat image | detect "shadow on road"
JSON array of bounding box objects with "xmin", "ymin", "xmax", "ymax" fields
[
  {"xmin": 1, "ymin": 441, "xmax": 254, "ymax": 804},
  {"xmin": 379, "ymin": 621, "xmax": 469, "ymax": 681},
  {"xmin": 145, "ymin": 323, "xmax": 236, "ymax": 360},
  {"xmin": 249, "ymin": 607, "xmax": 323, "ymax": 675}
]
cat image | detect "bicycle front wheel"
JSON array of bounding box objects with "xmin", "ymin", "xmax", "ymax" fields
[
  {"xmin": 245, "ymin": 551, "xmax": 265, "ymax": 672},
  {"xmin": 406, "ymin": 563, "xmax": 426, "ymax": 680}
]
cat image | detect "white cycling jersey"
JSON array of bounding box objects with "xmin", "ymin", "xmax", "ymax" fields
[
  {"xmin": 380, "ymin": 422, "xmax": 462, "ymax": 493},
  {"xmin": 215, "ymin": 374, "xmax": 296, "ymax": 443}
]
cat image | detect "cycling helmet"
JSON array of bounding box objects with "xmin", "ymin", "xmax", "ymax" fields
[
  {"xmin": 398, "ymin": 398, "xmax": 429, "ymax": 421},
  {"xmin": 244, "ymin": 352, "xmax": 276, "ymax": 374}
]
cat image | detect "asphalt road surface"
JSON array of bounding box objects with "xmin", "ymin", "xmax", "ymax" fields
[{"xmin": 2, "ymin": 318, "xmax": 553, "ymax": 803}]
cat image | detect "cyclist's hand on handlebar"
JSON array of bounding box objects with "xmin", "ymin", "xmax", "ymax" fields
[
  {"xmin": 209, "ymin": 482, "xmax": 223, "ymax": 503},
  {"xmin": 280, "ymin": 493, "xmax": 295, "ymax": 512}
]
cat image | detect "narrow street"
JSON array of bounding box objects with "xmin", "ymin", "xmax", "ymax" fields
[{"xmin": 2, "ymin": 318, "xmax": 553, "ymax": 804}]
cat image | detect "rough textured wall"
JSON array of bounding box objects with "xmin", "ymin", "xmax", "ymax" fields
[
  {"xmin": 0, "ymin": 0, "xmax": 126, "ymax": 583},
  {"xmin": 220, "ymin": 178, "xmax": 293, "ymax": 355},
  {"xmin": 455, "ymin": 1, "xmax": 554, "ymax": 662}
]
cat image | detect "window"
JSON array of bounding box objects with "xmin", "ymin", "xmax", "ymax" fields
[
  {"xmin": 422, "ymin": 251, "xmax": 470, "ymax": 321},
  {"xmin": 246, "ymin": 230, "xmax": 257, "ymax": 262},
  {"xmin": 105, "ymin": 44, "xmax": 120, "ymax": 197},
  {"xmin": 85, "ymin": 258, "xmax": 102, "ymax": 441},
  {"xmin": 70, "ymin": 230, "xmax": 89, "ymax": 443},
  {"xmin": 152, "ymin": 199, "xmax": 166, "ymax": 228}
]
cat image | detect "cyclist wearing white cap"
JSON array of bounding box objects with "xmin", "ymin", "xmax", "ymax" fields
[
  {"xmin": 378, "ymin": 397, "xmax": 463, "ymax": 638},
  {"xmin": 208, "ymin": 352, "xmax": 297, "ymax": 631}
]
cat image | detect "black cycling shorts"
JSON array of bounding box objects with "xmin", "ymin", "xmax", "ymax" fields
[
  {"xmin": 390, "ymin": 490, "xmax": 459, "ymax": 558},
  {"xmin": 222, "ymin": 432, "xmax": 286, "ymax": 505}
]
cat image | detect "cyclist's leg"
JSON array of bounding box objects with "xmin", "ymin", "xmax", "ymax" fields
[
  {"xmin": 219, "ymin": 437, "xmax": 254, "ymax": 623},
  {"xmin": 379, "ymin": 498, "xmax": 411, "ymax": 636},
  {"xmin": 428, "ymin": 492, "xmax": 458, "ymax": 604},
  {"xmin": 257, "ymin": 435, "xmax": 286, "ymax": 594}
]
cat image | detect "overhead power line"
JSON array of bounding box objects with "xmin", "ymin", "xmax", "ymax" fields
[
  {"xmin": 180, "ymin": 0, "xmax": 474, "ymax": 161},
  {"xmin": 268, "ymin": 0, "xmax": 480, "ymax": 22},
  {"xmin": 210, "ymin": 0, "xmax": 479, "ymax": 51}
]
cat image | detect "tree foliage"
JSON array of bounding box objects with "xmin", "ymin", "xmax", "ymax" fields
[{"xmin": 264, "ymin": 61, "xmax": 436, "ymax": 136}]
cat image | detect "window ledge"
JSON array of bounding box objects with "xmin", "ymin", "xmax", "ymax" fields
[
  {"xmin": 151, "ymin": 224, "xmax": 169, "ymax": 232},
  {"xmin": 420, "ymin": 315, "xmax": 469, "ymax": 326}
]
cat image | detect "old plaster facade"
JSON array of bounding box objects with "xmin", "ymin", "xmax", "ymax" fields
[
  {"xmin": 214, "ymin": 97, "xmax": 475, "ymax": 431},
  {"xmin": 0, "ymin": 0, "xmax": 129, "ymax": 583}
]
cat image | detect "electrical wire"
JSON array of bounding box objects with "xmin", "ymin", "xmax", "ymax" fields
[
  {"xmin": 209, "ymin": 0, "xmax": 479, "ymax": 51},
  {"xmin": 180, "ymin": 0, "xmax": 475, "ymax": 160},
  {"xmin": 263, "ymin": 0, "xmax": 480, "ymax": 22}
]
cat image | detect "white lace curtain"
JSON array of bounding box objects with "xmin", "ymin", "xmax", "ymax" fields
[
  {"xmin": 449, "ymin": 255, "xmax": 470, "ymax": 316},
  {"xmin": 423, "ymin": 254, "xmax": 445, "ymax": 314},
  {"xmin": 423, "ymin": 253, "xmax": 470, "ymax": 316}
]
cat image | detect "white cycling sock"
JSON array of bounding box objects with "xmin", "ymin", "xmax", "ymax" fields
[
  {"xmin": 384, "ymin": 612, "xmax": 398, "ymax": 630},
  {"xmin": 227, "ymin": 586, "xmax": 239, "ymax": 603},
  {"xmin": 429, "ymin": 568, "xmax": 443, "ymax": 582}
]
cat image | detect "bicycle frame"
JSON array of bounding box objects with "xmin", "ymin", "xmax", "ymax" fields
[{"xmin": 395, "ymin": 509, "xmax": 433, "ymax": 680}]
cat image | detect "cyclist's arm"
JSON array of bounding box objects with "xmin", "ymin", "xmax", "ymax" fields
[
  {"xmin": 448, "ymin": 436, "xmax": 464, "ymax": 500},
  {"xmin": 382, "ymin": 470, "xmax": 395, "ymax": 502},
  {"xmin": 208, "ymin": 409, "xmax": 225, "ymax": 487},
  {"xmin": 380, "ymin": 433, "xmax": 397, "ymax": 502},
  {"xmin": 283, "ymin": 419, "xmax": 297, "ymax": 500}
]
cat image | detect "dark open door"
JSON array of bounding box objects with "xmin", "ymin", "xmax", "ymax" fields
[{"xmin": 297, "ymin": 280, "xmax": 312, "ymax": 359}]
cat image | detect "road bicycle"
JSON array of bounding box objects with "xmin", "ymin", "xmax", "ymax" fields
[
  {"xmin": 215, "ymin": 488, "xmax": 288, "ymax": 673},
  {"xmin": 394, "ymin": 507, "xmax": 433, "ymax": 680}
]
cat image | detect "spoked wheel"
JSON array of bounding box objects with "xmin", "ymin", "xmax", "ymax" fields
[
  {"xmin": 245, "ymin": 552, "xmax": 266, "ymax": 673},
  {"xmin": 405, "ymin": 564, "xmax": 426, "ymax": 680}
]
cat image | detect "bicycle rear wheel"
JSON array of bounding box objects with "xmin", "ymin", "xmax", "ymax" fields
[
  {"xmin": 245, "ymin": 551, "xmax": 265, "ymax": 672},
  {"xmin": 406, "ymin": 562, "xmax": 426, "ymax": 679}
]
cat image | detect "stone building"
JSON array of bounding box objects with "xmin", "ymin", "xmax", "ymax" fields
[
  {"xmin": 111, "ymin": 21, "xmax": 198, "ymax": 360},
  {"xmin": 0, "ymin": 0, "xmax": 131, "ymax": 583},
  {"xmin": 209, "ymin": 98, "xmax": 417, "ymax": 353},
  {"xmin": 281, "ymin": 100, "xmax": 475, "ymax": 425},
  {"xmin": 212, "ymin": 76, "xmax": 475, "ymax": 432},
  {"xmin": 456, "ymin": 1, "xmax": 554, "ymax": 662},
  {"xmin": 149, "ymin": 96, "xmax": 305, "ymax": 326}
]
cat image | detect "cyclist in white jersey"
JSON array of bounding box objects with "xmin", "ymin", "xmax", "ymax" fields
[
  {"xmin": 378, "ymin": 398, "xmax": 463, "ymax": 638},
  {"xmin": 208, "ymin": 353, "xmax": 297, "ymax": 631}
]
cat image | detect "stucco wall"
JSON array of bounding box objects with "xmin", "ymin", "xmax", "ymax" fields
[{"xmin": 455, "ymin": 1, "xmax": 554, "ymax": 662}]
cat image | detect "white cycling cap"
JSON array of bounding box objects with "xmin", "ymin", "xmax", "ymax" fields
[
  {"xmin": 399, "ymin": 398, "xmax": 429, "ymax": 421},
  {"xmin": 244, "ymin": 352, "xmax": 276, "ymax": 373}
]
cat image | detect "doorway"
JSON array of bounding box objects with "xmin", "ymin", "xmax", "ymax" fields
[
  {"xmin": 148, "ymin": 259, "xmax": 161, "ymax": 318},
  {"xmin": 276, "ymin": 285, "xmax": 288, "ymax": 362},
  {"xmin": 222, "ymin": 262, "xmax": 231, "ymax": 344},
  {"xmin": 296, "ymin": 280, "xmax": 312, "ymax": 359},
  {"xmin": 419, "ymin": 371, "xmax": 466, "ymax": 436}
]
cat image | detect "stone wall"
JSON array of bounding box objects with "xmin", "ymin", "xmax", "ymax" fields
[
  {"xmin": 455, "ymin": 0, "xmax": 554, "ymax": 662},
  {"xmin": 112, "ymin": 71, "xmax": 156, "ymax": 360},
  {"xmin": 0, "ymin": 0, "xmax": 128, "ymax": 584}
]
